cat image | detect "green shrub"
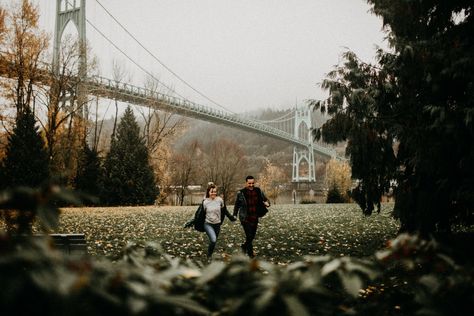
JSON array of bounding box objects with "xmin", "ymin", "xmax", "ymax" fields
[
  {"xmin": 300, "ymin": 198, "xmax": 317, "ymax": 204},
  {"xmin": 1, "ymin": 232, "xmax": 472, "ymax": 316},
  {"xmin": 326, "ymin": 185, "xmax": 347, "ymax": 203}
]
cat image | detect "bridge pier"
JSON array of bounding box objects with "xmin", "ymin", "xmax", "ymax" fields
[
  {"xmin": 289, "ymin": 182, "xmax": 326, "ymax": 204},
  {"xmin": 292, "ymin": 107, "xmax": 316, "ymax": 182}
]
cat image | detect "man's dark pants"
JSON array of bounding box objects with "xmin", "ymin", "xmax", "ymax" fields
[{"xmin": 241, "ymin": 222, "xmax": 257, "ymax": 257}]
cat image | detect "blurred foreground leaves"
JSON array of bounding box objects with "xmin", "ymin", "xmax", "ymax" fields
[
  {"xmin": 1, "ymin": 188, "xmax": 472, "ymax": 315},
  {"xmin": 0, "ymin": 233, "xmax": 472, "ymax": 316}
]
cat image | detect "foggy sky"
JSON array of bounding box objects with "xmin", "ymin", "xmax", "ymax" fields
[{"xmin": 31, "ymin": 0, "xmax": 387, "ymax": 114}]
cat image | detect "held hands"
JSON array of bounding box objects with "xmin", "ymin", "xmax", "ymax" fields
[
  {"xmin": 264, "ymin": 201, "xmax": 270, "ymax": 207},
  {"xmin": 184, "ymin": 219, "xmax": 194, "ymax": 228}
]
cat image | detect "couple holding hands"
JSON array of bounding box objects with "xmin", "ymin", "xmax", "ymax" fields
[{"xmin": 186, "ymin": 175, "xmax": 270, "ymax": 260}]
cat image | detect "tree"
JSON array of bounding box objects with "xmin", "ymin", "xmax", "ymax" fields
[
  {"xmin": 0, "ymin": 0, "xmax": 48, "ymax": 116},
  {"xmin": 0, "ymin": 1, "xmax": 50, "ymax": 199},
  {"xmin": 0, "ymin": 107, "xmax": 49, "ymax": 190},
  {"xmin": 0, "ymin": 1, "xmax": 91, "ymax": 186},
  {"xmin": 326, "ymin": 184, "xmax": 346, "ymax": 204},
  {"xmin": 41, "ymin": 34, "xmax": 97, "ymax": 184},
  {"xmin": 201, "ymin": 138, "xmax": 247, "ymax": 204},
  {"xmin": 325, "ymin": 159, "xmax": 352, "ymax": 202},
  {"xmin": 0, "ymin": 107, "xmax": 50, "ymax": 234},
  {"xmin": 101, "ymin": 106, "xmax": 158, "ymax": 206},
  {"xmin": 310, "ymin": 1, "xmax": 474, "ymax": 233},
  {"xmin": 138, "ymin": 75, "xmax": 185, "ymax": 201},
  {"xmin": 73, "ymin": 142, "xmax": 102, "ymax": 205},
  {"xmin": 110, "ymin": 60, "xmax": 131, "ymax": 139},
  {"xmin": 259, "ymin": 160, "xmax": 287, "ymax": 204},
  {"xmin": 139, "ymin": 76, "xmax": 184, "ymax": 155},
  {"xmin": 170, "ymin": 140, "xmax": 201, "ymax": 206}
]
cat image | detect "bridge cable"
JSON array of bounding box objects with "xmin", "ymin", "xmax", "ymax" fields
[
  {"xmin": 92, "ymin": 0, "xmax": 237, "ymax": 115},
  {"xmin": 253, "ymin": 110, "xmax": 295, "ymax": 123},
  {"xmin": 85, "ymin": 19, "xmax": 193, "ymax": 102}
]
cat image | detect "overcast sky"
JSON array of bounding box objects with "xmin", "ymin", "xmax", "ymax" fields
[{"xmin": 32, "ymin": 0, "xmax": 387, "ymax": 114}]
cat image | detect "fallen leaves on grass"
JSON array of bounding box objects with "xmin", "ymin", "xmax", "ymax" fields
[{"xmin": 56, "ymin": 204, "xmax": 399, "ymax": 263}]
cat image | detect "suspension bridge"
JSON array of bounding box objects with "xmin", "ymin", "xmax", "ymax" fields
[{"xmin": 33, "ymin": 0, "xmax": 340, "ymax": 182}]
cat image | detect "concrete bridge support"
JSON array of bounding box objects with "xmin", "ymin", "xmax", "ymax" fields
[{"xmin": 292, "ymin": 107, "xmax": 316, "ymax": 182}]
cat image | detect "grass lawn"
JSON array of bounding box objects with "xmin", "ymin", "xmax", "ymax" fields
[{"xmin": 57, "ymin": 203, "xmax": 399, "ymax": 264}]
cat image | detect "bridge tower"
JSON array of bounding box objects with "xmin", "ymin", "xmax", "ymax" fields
[
  {"xmin": 53, "ymin": 0, "xmax": 88, "ymax": 118},
  {"xmin": 292, "ymin": 107, "xmax": 316, "ymax": 182}
]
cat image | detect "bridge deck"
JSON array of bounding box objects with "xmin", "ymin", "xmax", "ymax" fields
[{"xmin": 86, "ymin": 76, "xmax": 336, "ymax": 159}]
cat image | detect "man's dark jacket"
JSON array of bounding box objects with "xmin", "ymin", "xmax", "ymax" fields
[{"xmin": 233, "ymin": 187, "xmax": 270, "ymax": 221}]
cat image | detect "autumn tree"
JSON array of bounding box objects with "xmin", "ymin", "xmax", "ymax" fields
[
  {"xmin": 201, "ymin": 138, "xmax": 247, "ymax": 204},
  {"xmin": 325, "ymin": 159, "xmax": 352, "ymax": 202},
  {"xmin": 0, "ymin": 0, "xmax": 48, "ymax": 117},
  {"xmin": 138, "ymin": 76, "xmax": 185, "ymax": 198},
  {"xmin": 101, "ymin": 106, "xmax": 158, "ymax": 206},
  {"xmin": 310, "ymin": 1, "xmax": 474, "ymax": 233},
  {"xmin": 0, "ymin": 0, "xmax": 47, "ymax": 169},
  {"xmin": 139, "ymin": 77, "xmax": 184, "ymax": 154},
  {"xmin": 170, "ymin": 140, "xmax": 201, "ymax": 206},
  {"xmin": 0, "ymin": 0, "xmax": 49, "ymax": 192},
  {"xmin": 0, "ymin": 1, "xmax": 93, "ymax": 185},
  {"xmin": 259, "ymin": 160, "xmax": 287, "ymax": 204},
  {"xmin": 41, "ymin": 34, "xmax": 97, "ymax": 183}
]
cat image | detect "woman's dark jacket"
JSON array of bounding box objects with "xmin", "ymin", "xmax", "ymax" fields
[{"xmin": 189, "ymin": 200, "xmax": 233, "ymax": 232}]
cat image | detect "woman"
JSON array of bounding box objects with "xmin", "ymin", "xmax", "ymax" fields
[{"xmin": 202, "ymin": 183, "xmax": 236, "ymax": 259}]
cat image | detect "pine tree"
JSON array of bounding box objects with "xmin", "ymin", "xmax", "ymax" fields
[
  {"xmin": 0, "ymin": 107, "xmax": 49, "ymax": 190},
  {"xmin": 74, "ymin": 142, "xmax": 102, "ymax": 205},
  {"xmin": 101, "ymin": 106, "xmax": 158, "ymax": 206},
  {"xmin": 326, "ymin": 184, "xmax": 345, "ymax": 204}
]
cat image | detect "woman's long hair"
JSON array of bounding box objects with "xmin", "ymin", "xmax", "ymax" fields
[{"xmin": 206, "ymin": 183, "xmax": 217, "ymax": 198}]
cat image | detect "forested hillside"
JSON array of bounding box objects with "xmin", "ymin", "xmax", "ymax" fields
[{"xmin": 173, "ymin": 107, "xmax": 339, "ymax": 180}]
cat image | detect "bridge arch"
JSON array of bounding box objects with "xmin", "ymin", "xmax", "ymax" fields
[
  {"xmin": 53, "ymin": 0, "xmax": 86, "ymax": 75},
  {"xmin": 296, "ymin": 120, "xmax": 310, "ymax": 141},
  {"xmin": 53, "ymin": 0, "xmax": 88, "ymax": 117}
]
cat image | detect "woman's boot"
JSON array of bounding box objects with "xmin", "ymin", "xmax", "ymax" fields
[{"xmin": 207, "ymin": 241, "xmax": 216, "ymax": 259}]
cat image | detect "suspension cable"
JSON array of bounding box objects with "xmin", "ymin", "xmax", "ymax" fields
[
  {"xmin": 253, "ymin": 110, "xmax": 295, "ymax": 123},
  {"xmin": 86, "ymin": 19, "xmax": 192, "ymax": 102},
  {"xmin": 92, "ymin": 0, "xmax": 236, "ymax": 114}
]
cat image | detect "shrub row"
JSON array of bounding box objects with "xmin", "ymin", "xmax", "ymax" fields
[
  {"xmin": 0, "ymin": 233, "xmax": 472, "ymax": 316},
  {"xmin": 0, "ymin": 186, "xmax": 472, "ymax": 315}
]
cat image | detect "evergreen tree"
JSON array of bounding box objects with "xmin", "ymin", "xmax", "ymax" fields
[
  {"xmin": 311, "ymin": 1, "xmax": 474, "ymax": 233},
  {"xmin": 0, "ymin": 107, "xmax": 49, "ymax": 190},
  {"xmin": 101, "ymin": 106, "xmax": 158, "ymax": 206},
  {"xmin": 326, "ymin": 184, "xmax": 346, "ymax": 204},
  {"xmin": 74, "ymin": 142, "xmax": 102, "ymax": 205}
]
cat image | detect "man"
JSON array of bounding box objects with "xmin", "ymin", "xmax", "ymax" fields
[{"xmin": 233, "ymin": 175, "xmax": 270, "ymax": 258}]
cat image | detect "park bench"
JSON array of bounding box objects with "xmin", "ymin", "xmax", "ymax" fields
[{"xmin": 49, "ymin": 233, "xmax": 87, "ymax": 256}]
